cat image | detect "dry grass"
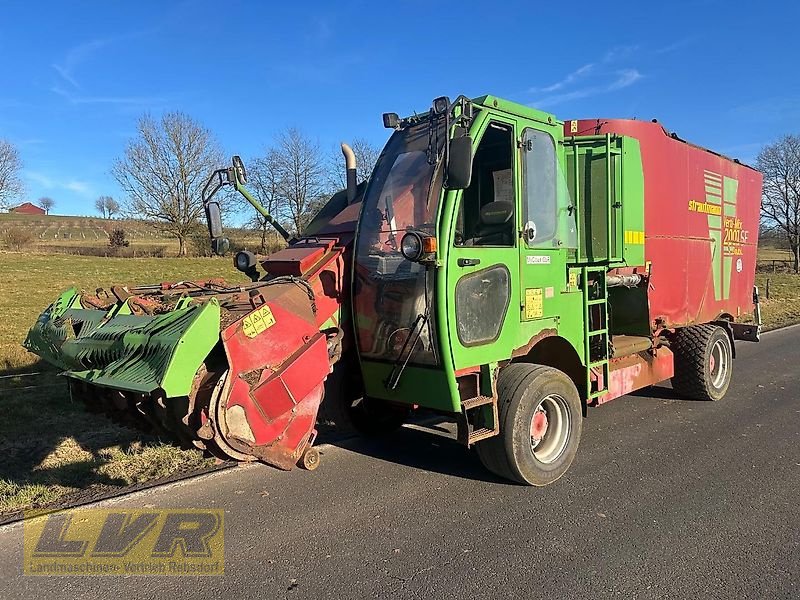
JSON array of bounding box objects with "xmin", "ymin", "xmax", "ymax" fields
[
  {"xmin": 755, "ymin": 272, "xmax": 800, "ymax": 331},
  {"xmin": 0, "ymin": 253, "xmax": 248, "ymax": 515},
  {"xmin": 757, "ymin": 246, "xmax": 792, "ymax": 261},
  {"xmin": 0, "ymin": 253, "xmax": 245, "ymax": 371}
]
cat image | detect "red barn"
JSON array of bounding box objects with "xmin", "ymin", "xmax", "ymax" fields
[{"xmin": 9, "ymin": 202, "xmax": 45, "ymax": 215}]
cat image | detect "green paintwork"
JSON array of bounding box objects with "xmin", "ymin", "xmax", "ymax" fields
[
  {"xmin": 360, "ymin": 362, "xmax": 454, "ymax": 410},
  {"xmin": 357, "ymin": 95, "xmax": 648, "ymax": 414},
  {"xmin": 24, "ymin": 292, "xmax": 221, "ymax": 397}
]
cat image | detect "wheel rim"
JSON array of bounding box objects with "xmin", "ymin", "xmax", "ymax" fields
[
  {"xmin": 709, "ymin": 338, "xmax": 729, "ymax": 389},
  {"xmin": 530, "ymin": 393, "xmax": 571, "ymax": 464}
]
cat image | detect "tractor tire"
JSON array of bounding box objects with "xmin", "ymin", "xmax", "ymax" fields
[
  {"xmin": 670, "ymin": 325, "xmax": 733, "ymax": 401},
  {"xmin": 475, "ymin": 364, "xmax": 582, "ymax": 486}
]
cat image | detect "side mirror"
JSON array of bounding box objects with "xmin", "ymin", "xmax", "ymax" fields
[
  {"xmin": 204, "ymin": 200, "xmax": 229, "ymax": 255},
  {"xmin": 446, "ymin": 136, "xmax": 472, "ymax": 189},
  {"xmin": 205, "ymin": 200, "xmax": 223, "ymax": 238},
  {"xmin": 232, "ymin": 155, "xmax": 247, "ymax": 184}
]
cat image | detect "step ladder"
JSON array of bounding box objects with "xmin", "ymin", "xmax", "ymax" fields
[
  {"xmin": 457, "ymin": 394, "xmax": 499, "ymax": 446},
  {"xmin": 582, "ymin": 266, "xmax": 610, "ymax": 400}
]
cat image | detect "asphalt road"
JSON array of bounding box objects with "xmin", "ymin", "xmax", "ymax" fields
[{"xmin": 2, "ymin": 326, "xmax": 798, "ymax": 599}]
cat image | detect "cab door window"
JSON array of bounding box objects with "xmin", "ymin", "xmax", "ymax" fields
[{"xmin": 521, "ymin": 129, "xmax": 557, "ymax": 245}]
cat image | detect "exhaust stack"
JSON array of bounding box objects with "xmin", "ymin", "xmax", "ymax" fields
[{"xmin": 341, "ymin": 143, "xmax": 357, "ymax": 204}]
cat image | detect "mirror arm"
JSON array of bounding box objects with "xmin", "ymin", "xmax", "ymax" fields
[{"xmin": 233, "ymin": 180, "xmax": 292, "ymax": 243}]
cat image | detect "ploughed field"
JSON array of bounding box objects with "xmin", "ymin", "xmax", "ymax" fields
[{"xmin": 0, "ymin": 251, "xmax": 797, "ymax": 516}]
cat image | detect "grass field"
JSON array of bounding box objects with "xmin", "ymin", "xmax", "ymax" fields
[
  {"xmin": 754, "ymin": 272, "xmax": 800, "ymax": 330},
  {"xmin": 0, "ymin": 250, "xmax": 798, "ymax": 516},
  {"xmin": 0, "ymin": 253, "xmax": 248, "ymax": 516},
  {"xmin": 0, "ymin": 212, "xmax": 266, "ymax": 256}
]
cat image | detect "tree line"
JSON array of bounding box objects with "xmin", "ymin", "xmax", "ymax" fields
[
  {"xmin": 111, "ymin": 112, "xmax": 380, "ymax": 256},
  {"xmin": 3, "ymin": 113, "xmax": 798, "ymax": 268}
]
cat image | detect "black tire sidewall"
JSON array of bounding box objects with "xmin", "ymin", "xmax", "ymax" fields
[
  {"xmin": 703, "ymin": 328, "xmax": 733, "ymax": 401},
  {"xmin": 504, "ymin": 367, "xmax": 582, "ymax": 486}
]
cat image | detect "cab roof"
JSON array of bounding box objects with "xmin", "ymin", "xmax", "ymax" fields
[{"xmin": 471, "ymin": 95, "xmax": 560, "ymax": 127}]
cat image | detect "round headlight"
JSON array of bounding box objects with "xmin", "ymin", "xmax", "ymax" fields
[
  {"xmin": 234, "ymin": 250, "xmax": 256, "ymax": 272},
  {"xmin": 400, "ymin": 232, "xmax": 423, "ymax": 261}
]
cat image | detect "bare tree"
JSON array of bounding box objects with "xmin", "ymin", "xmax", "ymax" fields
[
  {"xmin": 95, "ymin": 195, "xmax": 119, "ymax": 218},
  {"xmin": 95, "ymin": 196, "xmax": 108, "ymax": 218},
  {"xmin": 105, "ymin": 196, "xmax": 120, "ymax": 218},
  {"xmin": 112, "ymin": 112, "xmax": 223, "ymax": 256},
  {"xmin": 327, "ymin": 137, "xmax": 382, "ymax": 191},
  {"xmin": 272, "ymin": 128, "xmax": 327, "ymax": 234},
  {"xmin": 0, "ymin": 139, "xmax": 24, "ymax": 210},
  {"xmin": 38, "ymin": 197, "xmax": 54, "ymax": 215},
  {"xmin": 757, "ymin": 134, "xmax": 800, "ymax": 272},
  {"xmin": 245, "ymin": 150, "xmax": 285, "ymax": 253}
]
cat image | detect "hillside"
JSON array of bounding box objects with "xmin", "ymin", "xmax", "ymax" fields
[
  {"xmin": 0, "ymin": 212, "xmax": 175, "ymax": 244},
  {"xmin": 0, "ymin": 212, "xmax": 265, "ymax": 255}
]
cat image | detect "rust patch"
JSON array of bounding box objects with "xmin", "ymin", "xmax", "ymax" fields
[
  {"xmin": 511, "ymin": 328, "xmax": 558, "ymax": 359},
  {"xmin": 249, "ymin": 442, "xmax": 298, "ymax": 471},
  {"xmin": 240, "ymin": 368, "xmax": 265, "ymax": 387}
]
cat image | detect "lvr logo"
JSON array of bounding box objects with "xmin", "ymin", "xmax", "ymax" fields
[{"xmin": 24, "ymin": 509, "xmax": 224, "ymax": 575}]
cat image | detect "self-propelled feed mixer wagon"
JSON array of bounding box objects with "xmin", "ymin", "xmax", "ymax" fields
[{"xmin": 25, "ymin": 95, "xmax": 763, "ymax": 485}]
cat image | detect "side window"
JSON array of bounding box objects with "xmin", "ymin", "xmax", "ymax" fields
[
  {"xmin": 454, "ymin": 122, "xmax": 515, "ymax": 247},
  {"xmin": 522, "ymin": 130, "xmax": 557, "ymax": 245}
]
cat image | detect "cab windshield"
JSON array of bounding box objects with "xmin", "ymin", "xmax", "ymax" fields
[{"xmin": 354, "ymin": 121, "xmax": 444, "ymax": 366}]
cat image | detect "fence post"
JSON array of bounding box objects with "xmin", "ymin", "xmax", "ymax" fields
[
  {"xmin": 773, "ymin": 260, "xmax": 776, "ymax": 273},
  {"xmin": 766, "ymin": 278, "xmax": 770, "ymax": 300}
]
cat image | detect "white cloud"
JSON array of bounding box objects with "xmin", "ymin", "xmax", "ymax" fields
[
  {"xmin": 655, "ymin": 37, "xmax": 695, "ymax": 54},
  {"xmin": 51, "ymin": 86, "xmax": 164, "ymax": 107},
  {"xmin": 50, "ymin": 31, "xmax": 164, "ymax": 107},
  {"xmin": 530, "ymin": 64, "xmax": 595, "ymax": 94},
  {"xmin": 25, "ymin": 170, "xmax": 93, "ymax": 197},
  {"xmin": 64, "ymin": 180, "xmax": 91, "ymax": 194},
  {"xmin": 532, "ymin": 69, "xmax": 643, "ymax": 108},
  {"xmin": 52, "ymin": 38, "xmax": 108, "ymax": 90},
  {"xmin": 528, "ymin": 45, "xmax": 643, "ymax": 108}
]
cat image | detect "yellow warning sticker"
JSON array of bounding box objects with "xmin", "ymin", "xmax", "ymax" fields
[
  {"xmin": 570, "ymin": 120, "xmax": 578, "ymax": 133},
  {"xmin": 568, "ymin": 271, "xmax": 578, "ymax": 289},
  {"xmin": 241, "ymin": 304, "xmax": 276, "ymax": 338},
  {"xmin": 525, "ymin": 288, "xmax": 543, "ymax": 320}
]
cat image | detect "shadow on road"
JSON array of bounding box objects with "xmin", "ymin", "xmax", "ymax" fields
[
  {"xmin": 317, "ymin": 420, "xmax": 513, "ymax": 485},
  {"xmin": 629, "ymin": 384, "xmax": 691, "ymax": 401}
]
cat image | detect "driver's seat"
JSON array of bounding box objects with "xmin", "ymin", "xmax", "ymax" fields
[{"xmin": 465, "ymin": 201, "xmax": 514, "ymax": 246}]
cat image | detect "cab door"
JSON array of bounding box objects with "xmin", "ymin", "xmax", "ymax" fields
[
  {"xmin": 517, "ymin": 127, "xmax": 570, "ymax": 325},
  {"xmin": 444, "ymin": 117, "xmax": 522, "ymax": 370}
]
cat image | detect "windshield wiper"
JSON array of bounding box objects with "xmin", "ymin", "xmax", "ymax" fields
[{"xmin": 385, "ymin": 312, "xmax": 428, "ymax": 391}]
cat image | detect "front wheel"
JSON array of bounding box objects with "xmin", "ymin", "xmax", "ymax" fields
[
  {"xmin": 670, "ymin": 325, "xmax": 733, "ymax": 401},
  {"xmin": 475, "ymin": 364, "xmax": 582, "ymax": 486}
]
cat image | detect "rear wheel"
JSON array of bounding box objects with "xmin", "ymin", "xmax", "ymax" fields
[
  {"xmin": 475, "ymin": 364, "xmax": 582, "ymax": 486},
  {"xmin": 671, "ymin": 325, "xmax": 732, "ymax": 401}
]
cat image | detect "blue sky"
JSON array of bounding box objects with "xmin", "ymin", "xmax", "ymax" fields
[{"xmin": 0, "ymin": 0, "xmax": 797, "ymax": 215}]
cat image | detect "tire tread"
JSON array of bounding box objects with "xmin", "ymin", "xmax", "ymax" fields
[{"xmin": 671, "ymin": 324, "xmax": 730, "ymax": 401}]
